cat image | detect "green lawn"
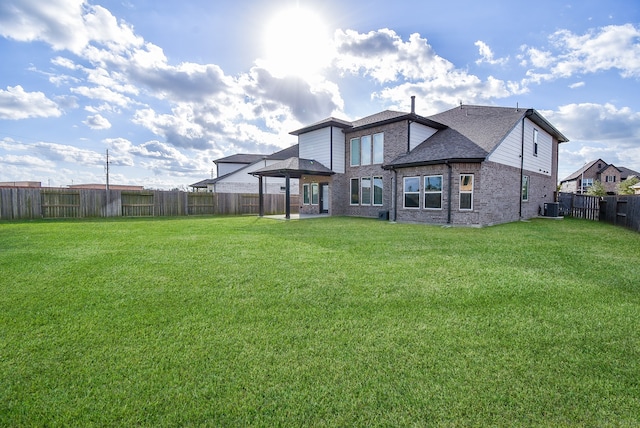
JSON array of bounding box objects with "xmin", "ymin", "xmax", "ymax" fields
[{"xmin": 1, "ymin": 216, "xmax": 639, "ymax": 426}]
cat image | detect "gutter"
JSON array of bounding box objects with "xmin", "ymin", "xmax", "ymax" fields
[{"xmin": 519, "ymin": 110, "xmax": 534, "ymax": 218}]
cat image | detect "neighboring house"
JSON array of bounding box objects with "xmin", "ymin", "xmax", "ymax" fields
[
  {"xmin": 559, "ymin": 159, "xmax": 640, "ymax": 194},
  {"xmin": 633, "ymin": 182, "xmax": 640, "ymax": 195},
  {"xmin": 190, "ymin": 145, "xmax": 299, "ymax": 194},
  {"xmin": 253, "ymin": 100, "xmax": 569, "ymax": 226}
]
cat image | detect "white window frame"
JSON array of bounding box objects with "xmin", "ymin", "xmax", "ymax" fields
[
  {"xmin": 533, "ymin": 129, "xmax": 539, "ymax": 157},
  {"xmin": 373, "ymin": 133, "xmax": 384, "ymax": 164},
  {"xmin": 373, "ymin": 176, "xmax": 383, "ymax": 206},
  {"xmin": 361, "ymin": 135, "xmax": 372, "ymax": 166},
  {"xmin": 403, "ymin": 176, "xmax": 420, "ymax": 209},
  {"xmin": 350, "ymin": 178, "xmax": 359, "ymax": 205},
  {"xmin": 424, "ymin": 175, "xmax": 443, "ymax": 210},
  {"xmin": 522, "ymin": 175, "xmax": 529, "ymax": 202},
  {"xmin": 303, "ymin": 183, "xmax": 310, "ymax": 205},
  {"xmin": 361, "ymin": 177, "xmax": 372, "ymax": 205},
  {"xmin": 350, "ymin": 138, "xmax": 360, "ymax": 166},
  {"xmin": 311, "ymin": 183, "xmax": 319, "ymax": 205},
  {"xmin": 459, "ymin": 174, "xmax": 474, "ymax": 211}
]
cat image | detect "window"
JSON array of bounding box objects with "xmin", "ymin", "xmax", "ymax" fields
[
  {"xmin": 424, "ymin": 175, "xmax": 443, "ymax": 209},
  {"xmin": 404, "ymin": 177, "xmax": 420, "ymax": 208},
  {"xmin": 303, "ymin": 184, "xmax": 310, "ymax": 204},
  {"xmin": 581, "ymin": 178, "xmax": 593, "ymax": 193},
  {"xmin": 605, "ymin": 175, "xmax": 616, "ymax": 183},
  {"xmin": 361, "ymin": 135, "xmax": 372, "ymax": 165},
  {"xmin": 311, "ymin": 183, "xmax": 319, "ymax": 205},
  {"xmin": 373, "ymin": 176, "xmax": 383, "ymax": 205},
  {"xmin": 350, "ymin": 178, "xmax": 359, "ymax": 205},
  {"xmin": 533, "ymin": 129, "xmax": 539, "ymax": 157},
  {"xmin": 373, "ymin": 133, "xmax": 384, "ymax": 164},
  {"xmin": 361, "ymin": 177, "xmax": 372, "ymax": 205},
  {"xmin": 350, "ymin": 138, "xmax": 360, "ymax": 166},
  {"xmin": 522, "ymin": 175, "xmax": 529, "ymax": 202},
  {"xmin": 459, "ymin": 174, "xmax": 473, "ymax": 210}
]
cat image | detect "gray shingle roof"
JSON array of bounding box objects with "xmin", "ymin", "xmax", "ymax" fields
[
  {"xmin": 214, "ymin": 153, "xmax": 266, "ymax": 164},
  {"xmin": 387, "ymin": 105, "xmax": 568, "ymax": 168},
  {"xmin": 268, "ymin": 144, "xmax": 299, "ymax": 160},
  {"xmin": 251, "ymin": 157, "xmax": 334, "ymax": 178}
]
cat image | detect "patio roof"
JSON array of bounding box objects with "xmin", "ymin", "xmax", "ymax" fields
[{"xmin": 250, "ymin": 157, "xmax": 334, "ymax": 178}]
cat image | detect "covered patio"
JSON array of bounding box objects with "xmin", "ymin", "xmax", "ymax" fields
[{"xmin": 251, "ymin": 157, "xmax": 334, "ymax": 219}]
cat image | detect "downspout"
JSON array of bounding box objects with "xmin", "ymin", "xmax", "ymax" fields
[
  {"xmin": 391, "ymin": 167, "xmax": 398, "ymax": 222},
  {"xmin": 519, "ymin": 111, "xmax": 533, "ymax": 219},
  {"xmin": 446, "ymin": 160, "xmax": 452, "ymax": 224}
]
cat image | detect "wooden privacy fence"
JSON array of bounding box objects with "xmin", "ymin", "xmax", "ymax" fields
[
  {"xmin": 558, "ymin": 193, "xmax": 640, "ymax": 233},
  {"xmin": 0, "ymin": 188, "xmax": 298, "ymax": 220}
]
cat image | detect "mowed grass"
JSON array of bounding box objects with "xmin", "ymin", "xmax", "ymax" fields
[{"xmin": 1, "ymin": 216, "xmax": 639, "ymax": 426}]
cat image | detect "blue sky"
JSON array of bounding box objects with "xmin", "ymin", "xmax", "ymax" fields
[{"xmin": 1, "ymin": 0, "xmax": 639, "ymax": 189}]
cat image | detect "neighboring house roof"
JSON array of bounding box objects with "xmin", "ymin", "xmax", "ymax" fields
[
  {"xmin": 387, "ymin": 105, "xmax": 568, "ymax": 168},
  {"xmin": 251, "ymin": 157, "xmax": 334, "ymax": 178},
  {"xmin": 214, "ymin": 153, "xmax": 266, "ymax": 164},
  {"xmin": 618, "ymin": 166, "xmax": 640, "ymax": 179},
  {"xmin": 560, "ymin": 159, "xmax": 640, "ymax": 183},
  {"xmin": 268, "ymin": 144, "xmax": 299, "ymax": 160}
]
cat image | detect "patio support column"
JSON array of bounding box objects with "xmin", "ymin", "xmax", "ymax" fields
[
  {"xmin": 285, "ymin": 173, "xmax": 291, "ymax": 219},
  {"xmin": 258, "ymin": 175, "xmax": 264, "ymax": 217}
]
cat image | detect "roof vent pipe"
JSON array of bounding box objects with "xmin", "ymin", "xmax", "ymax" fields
[{"xmin": 411, "ymin": 96, "xmax": 415, "ymax": 114}]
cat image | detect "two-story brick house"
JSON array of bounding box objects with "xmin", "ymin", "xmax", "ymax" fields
[
  {"xmin": 253, "ymin": 101, "xmax": 568, "ymax": 226},
  {"xmin": 559, "ymin": 159, "xmax": 640, "ymax": 194}
]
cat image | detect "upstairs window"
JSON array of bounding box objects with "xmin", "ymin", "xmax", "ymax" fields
[
  {"xmin": 373, "ymin": 133, "xmax": 384, "ymax": 164},
  {"xmin": 351, "ymin": 133, "xmax": 385, "ymax": 166},
  {"xmin": 605, "ymin": 175, "xmax": 616, "ymax": 182},
  {"xmin": 361, "ymin": 135, "xmax": 372, "ymax": 165},
  {"xmin": 350, "ymin": 138, "xmax": 360, "ymax": 166},
  {"xmin": 533, "ymin": 129, "xmax": 539, "ymax": 157},
  {"xmin": 460, "ymin": 174, "xmax": 474, "ymax": 210}
]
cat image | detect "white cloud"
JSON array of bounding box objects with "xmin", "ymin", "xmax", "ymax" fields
[
  {"xmin": 474, "ymin": 41, "xmax": 509, "ymax": 66},
  {"xmin": 83, "ymin": 114, "xmax": 111, "ymax": 129},
  {"xmin": 0, "ymin": 85, "xmax": 62, "ymax": 119},
  {"xmin": 569, "ymin": 81, "xmax": 585, "ymax": 89},
  {"xmin": 521, "ymin": 24, "xmax": 640, "ymax": 84}
]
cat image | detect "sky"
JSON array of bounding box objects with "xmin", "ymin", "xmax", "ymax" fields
[{"xmin": 1, "ymin": 0, "xmax": 639, "ymax": 189}]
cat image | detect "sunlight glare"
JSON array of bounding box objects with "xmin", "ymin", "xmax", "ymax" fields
[{"xmin": 263, "ymin": 7, "xmax": 332, "ymax": 79}]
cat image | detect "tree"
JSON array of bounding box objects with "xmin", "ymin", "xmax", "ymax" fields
[
  {"xmin": 586, "ymin": 180, "xmax": 606, "ymax": 196},
  {"xmin": 617, "ymin": 176, "xmax": 640, "ymax": 195}
]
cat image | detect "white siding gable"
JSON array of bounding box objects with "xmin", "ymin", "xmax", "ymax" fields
[
  {"xmin": 298, "ymin": 126, "xmax": 345, "ymax": 173},
  {"xmin": 410, "ymin": 122, "xmax": 438, "ymax": 150},
  {"xmin": 487, "ymin": 118, "xmax": 553, "ymax": 176},
  {"xmin": 213, "ymin": 160, "xmax": 298, "ymax": 193},
  {"xmin": 218, "ymin": 162, "xmax": 250, "ymax": 177}
]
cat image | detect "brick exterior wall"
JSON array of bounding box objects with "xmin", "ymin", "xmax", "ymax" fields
[
  {"xmin": 299, "ymin": 175, "xmax": 333, "ymax": 215},
  {"xmin": 392, "ymin": 161, "xmax": 556, "ymax": 226}
]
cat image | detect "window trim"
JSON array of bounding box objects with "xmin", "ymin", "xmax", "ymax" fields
[
  {"xmin": 533, "ymin": 129, "xmax": 539, "ymax": 157},
  {"xmin": 424, "ymin": 175, "xmax": 443, "ymax": 210},
  {"xmin": 403, "ymin": 176, "xmax": 420, "ymax": 209},
  {"xmin": 522, "ymin": 175, "xmax": 529, "ymax": 202},
  {"xmin": 459, "ymin": 174, "xmax": 474, "ymax": 211}
]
